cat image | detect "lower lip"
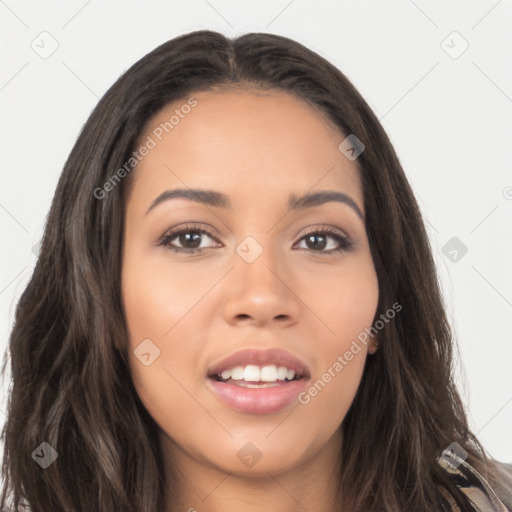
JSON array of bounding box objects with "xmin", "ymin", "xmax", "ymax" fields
[{"xmin": 206, "ymin": 377, "xmax": 308, "ymax": 414}]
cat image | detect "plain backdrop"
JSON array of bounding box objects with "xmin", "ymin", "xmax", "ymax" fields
[{"xmin": 1, "ymin": 0, "xmax": 511, "ymax": 466}]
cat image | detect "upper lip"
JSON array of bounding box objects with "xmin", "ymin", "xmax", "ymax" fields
[{"xmin": 207, "ymin": 348, "xmax": 311, "ymax": 379}]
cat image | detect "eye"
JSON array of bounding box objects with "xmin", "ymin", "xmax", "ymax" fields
[
  {"xmin": 294, "ymin": 226, "xmax": 354, "ymax": 255},
  {"xmin": 157, "ymin": 224, "xmax": 354, "ymax": 255},
  {"xmin": 157, "ymin": 224, "xmax": 219, "ymax": 253}
]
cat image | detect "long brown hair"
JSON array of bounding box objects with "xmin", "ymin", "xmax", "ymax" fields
[{"xmin": 1, "ymin": 29, "xmax": 507, "ymax": 511}]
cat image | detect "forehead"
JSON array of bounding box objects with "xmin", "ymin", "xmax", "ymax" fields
[{"xmin": 130, "ymin": 88, "xmax": 363, "ymax": 212}]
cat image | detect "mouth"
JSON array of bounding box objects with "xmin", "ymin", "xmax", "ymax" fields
[
  {"xmin": 209, "ymin": 364, "xmax": 304, "ymax": 387},
  {"xmin": 206, "ymin": 348, "xmax": 310, "ymax": 414}
]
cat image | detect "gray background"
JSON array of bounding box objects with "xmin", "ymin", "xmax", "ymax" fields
[{"xmin": 1, "ymin": 0, "xmax": 511, "ymax": 463}]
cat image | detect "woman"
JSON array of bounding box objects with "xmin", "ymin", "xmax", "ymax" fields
[{"xmin": 1, "ymin": 29, "xmax": 511, "ymax": 511}]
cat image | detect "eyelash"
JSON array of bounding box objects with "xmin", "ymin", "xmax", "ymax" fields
[{"xmin": 157, "ymin": 223, "xmax": 354, "ymax": 255}]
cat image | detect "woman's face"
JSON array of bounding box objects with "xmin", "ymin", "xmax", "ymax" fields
[{"xmin": 122, "ymin": 88, "xmax": 379, "ymax": 480}]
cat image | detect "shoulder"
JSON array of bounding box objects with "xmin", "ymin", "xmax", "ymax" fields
[{"xmin": 439, "ymin": 451, "xmax": 512, "ymax": 511}]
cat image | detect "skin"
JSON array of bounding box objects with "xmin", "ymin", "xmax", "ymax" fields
[{"xmin": 122, "ymin": 88, "xmax": 379, "ymax": 512}]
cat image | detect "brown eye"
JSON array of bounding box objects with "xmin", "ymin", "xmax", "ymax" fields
[
  {"xmin": 158, "ymin": 224, "xmax": 353, "ymax": 255},
  {"xmin": 158, "ymin": 225, "xmax": 219, "ymax": 253},
  {"xmin": 295, "ymin": 227, "xmax": 354, "ymax": 255}
]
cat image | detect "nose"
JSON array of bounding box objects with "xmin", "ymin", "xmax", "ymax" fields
[{"xmin": 222, "ymin": 243, "xmax": 301, "ymax": 328}]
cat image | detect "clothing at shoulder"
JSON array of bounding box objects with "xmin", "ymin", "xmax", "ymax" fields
[{"xmin": 439, "ymin": 453, "xmax": 512, "ymax": 511}]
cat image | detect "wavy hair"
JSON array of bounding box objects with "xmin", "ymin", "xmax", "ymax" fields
[{"xmin": 1, "ymin": 29, "xmax": 508, "ymax": 511}]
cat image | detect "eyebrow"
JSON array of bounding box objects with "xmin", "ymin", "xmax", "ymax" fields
[{"xmin": 145, "ymin": 188, "xmax": 364, "ymax": 219}]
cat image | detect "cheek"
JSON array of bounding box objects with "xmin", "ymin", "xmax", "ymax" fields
[
  {"xmin": 303, "ymin": 253, "xmax": 379, "ymax": 340},
  {"xmin": 122, "ymin": 249, "xmax": 206, "ymax": 342},
  {"xmin": 122, "ymin": 253, "xmax": 207, "ymax": 439},
  {"xmin": 121, "ymin": 248, "xmax": 201, "ymax": 394},
  {"xmin": 298, "ymin": 255, "xmax": 378, "ymax": 412}
]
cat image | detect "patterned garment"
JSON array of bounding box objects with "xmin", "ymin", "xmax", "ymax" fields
[{"xmin": 439, "ymin": 450, "xmax": 512, "ymax": 511}]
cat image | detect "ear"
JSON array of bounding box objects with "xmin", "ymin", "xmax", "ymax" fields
[{"xmin": 367, "ymin": 336, "xmax": 379, "ymax": 355}]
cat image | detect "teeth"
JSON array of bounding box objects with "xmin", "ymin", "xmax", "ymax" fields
[
  {"xmin": 231, "ymin": 367, "xmax": 244, "ymax": 380},
  {"xmin": 218, "ymin": 364, "xmax": 298, "ymax": 383},
  {"xmin": 243, "ymin": 365, "xmax": 260, "ymax": 381},
  {"xmin": 260, "ymin": 365, "xmax": 278, "ymax": 382},
  {"xmin": 277, "ymin": 366, "xmax": 288, "ymax": 380},
  {"xmin": 220, "ymin": 369, "xmax": 232, "ymax": 380}
]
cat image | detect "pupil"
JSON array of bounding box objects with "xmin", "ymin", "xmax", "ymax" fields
[
  {"xmin": 307, "ymin": 234, "xmax": 326, "ymax": 250},
  {"xmin": 181, "ymin": 232, "xmax": 201, "ymax": 248}
]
